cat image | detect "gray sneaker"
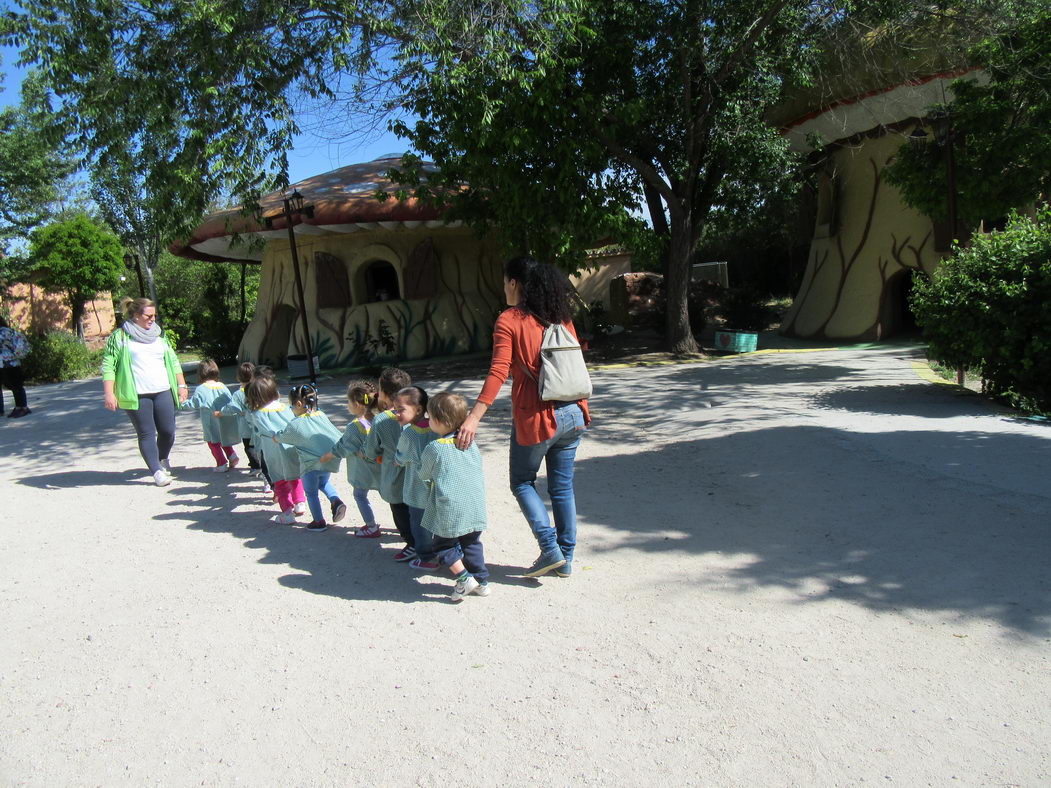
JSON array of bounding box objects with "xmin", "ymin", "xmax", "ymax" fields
[
  {"xmin": 450, "ymin": 575, "xmax": 479, "ymax": 602},
  {"xmin": 523, "ymin": 552, "xmax": 566, "ymax": 578}
]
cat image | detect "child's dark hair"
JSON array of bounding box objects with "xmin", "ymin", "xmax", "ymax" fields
[
  {"xmin": 379, "ymin": 366, "xmax": 411, "ymax": 399},
  {"xmin": 237, "ymin": 361, "xmax": 256, "ymax": 384},
  {"xmin": 428, "ymin": 392, "xmax": 468, "ymax": 432},
  {"xmin": 395, "ymin": 385, "xmax": 428, "ymax": 420},
  {"xmin": 246, "ymin": 376, "xmax": 279, "ymax": 410},
  {"xmin": 290, "ymin": 382, "xmax": 319, "ymax": 412},
  {"xmin": 254, "ymin": 365, "xmax": 275, "ymax": 380},
  {"xmin": 197, "ymin": 358, "xmax": 220, "ymax": 382},
  {"xmin": 347, "ymin": 379, "xmax": 378, "ymax": 421}
]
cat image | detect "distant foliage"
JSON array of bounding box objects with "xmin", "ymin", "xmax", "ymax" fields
[
  {"xmin": 912, "ymin": 208, "xmax": 1051, "ymax": 412},
  {"xmin": 21, "ymin": 330, "xmax": 104, "ymax": 383}
]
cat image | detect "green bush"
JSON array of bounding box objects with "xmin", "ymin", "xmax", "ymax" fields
[
  {"xmin": 22, "ymin": 331, "xmax": 104, "ymax": 383},
  {"xmin": 912, "ymin": 208, "xmax": 1051, "ymax": 412}
]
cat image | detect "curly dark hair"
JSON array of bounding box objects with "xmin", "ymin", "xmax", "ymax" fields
[{"xmin": 504, "ymin": 255, "xmax": 574, "ymax": 325}]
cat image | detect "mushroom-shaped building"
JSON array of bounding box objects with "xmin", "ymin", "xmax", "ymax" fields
[
  {"xmin": 772, "ymin": 47, "xmax": 983, "ymax": 341},
  {"xmin": 172, "ymin": 157, "xmax": 505, "ymax": 368}
]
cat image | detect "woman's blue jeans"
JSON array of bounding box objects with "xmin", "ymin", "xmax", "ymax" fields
[
  {"xmin": 301, "ymin": 470, "xmax": 340, "ymax": 523},
  {"xmin": 509, "ymin": 403, "xmax": 586, "ymax": 565}
]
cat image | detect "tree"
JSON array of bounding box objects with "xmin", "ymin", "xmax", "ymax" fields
[
  {"xmin": 0, "ymin": 69, "xmax": 75, "ymax": 278},
  {"xmin": 885, "ymin": 2, "xmax": 1051, "ymax": 232},
  {"xmin": 29, "ymin": 214, "xmax": 124, "ymax": 340},
  {"xmin": 4, "ymin": 0, "xmax": 1015, "ymax": 352}
]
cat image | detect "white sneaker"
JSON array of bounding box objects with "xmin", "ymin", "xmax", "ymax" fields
[
  {"xmin": 275, "ymin": 511, "xmax": 298, "ymax": 525},
  {"xmin": 212, "ymin": 464, "xmax": 230, "ymax": 473},
  {"xmin": 449, "ymin": 575, "xmax": 480, "ymax": 602},
  {"xmin": 292, "ymin": 502, "xmax": 307, "ymax": 516},
  {"xmin": 262, "ymin": 482, "xmax": 273, "ymax": 495},
  {"xmin": 153, "ymin": 469, "xmax": 172, "ymax": 487},
  {"xmin": 228, "ymin": 454, "xmax": 240, "ymax": 469},
  {"xmin": 160, "ymin": 459, "xmax": 173, "ymax": 473}
]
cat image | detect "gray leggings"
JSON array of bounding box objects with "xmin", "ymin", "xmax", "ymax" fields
[{"xmin": 125, "ymin": 391, "xmax": 177, "ymax": 473}]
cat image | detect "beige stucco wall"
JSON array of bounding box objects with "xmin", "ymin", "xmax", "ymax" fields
[
  {"xmin": 571, "ymin": 252, "xmax": 632, "ymax": 308},
  {"xmin": 782, "ymin": 132, "xmax": 943, "ymax": 341},
  {"xmin": 240, "ymin": 227, "xmax": 505, "ymax": 368}
]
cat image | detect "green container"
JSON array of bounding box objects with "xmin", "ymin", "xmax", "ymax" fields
[{"xmin": 714, "ymin": 330, "xmax": 758, "ymax": 353}]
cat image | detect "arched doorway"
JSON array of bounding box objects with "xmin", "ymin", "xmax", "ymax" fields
[{"xmin": 260, "ymin": 304, "xmax": 297, "ymax": 366}]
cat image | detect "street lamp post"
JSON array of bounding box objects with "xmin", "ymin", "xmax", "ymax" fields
[{"xmin": 277, "ymin": 190, "xmax": 316, "ymax": 383}]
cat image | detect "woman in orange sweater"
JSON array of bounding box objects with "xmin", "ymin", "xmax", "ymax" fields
[{"xmin": 458, "ymin": 256, "xmax": 591, "ymax": 578}]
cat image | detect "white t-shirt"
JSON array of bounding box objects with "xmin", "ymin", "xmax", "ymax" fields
[{"xmin": 128, "ymin": 339, "xmax": 170, "ymax": 395}]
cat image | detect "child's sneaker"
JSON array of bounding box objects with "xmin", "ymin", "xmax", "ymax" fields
[
  {"xmin": 262, "ymin": 482, "xmax": 273, "ymax": 495},
  {"xmin": 408, "ymin": 557, "xmax": 440, "ymax": 572},
  {"xmin": 472, "ymin": 582, "xmax": 491, "ymax": 597},
  {"xmin": 393, "ymin": 547, "xmax": 417, "ymax": 562},
  {"xmin": 292, "ymin": 502, "xmax": 307, "ymax": 516},
  {"xmin": 449, "ymin": 575, "xmax": 479, "ymax": 602},
  {"xmin": 212, "ymin": 464, "xmax": 230, "ymax": 473},
  {"xmin": 355, "ymin": 523, "xmax": 381, "ymax": 538},
  {"xmin": 275, "ymin": 510, "xmax": 297, "ymax": 525},
  {"xmin": 330, "ymin": 499, "xmax": 347, "ymax": 523},
  {"xmin": 227, "ymin": 454, "xmax": 240, "ymax": 469},
  {"xmin": 305, "ymin": 520, "xmax": 329, "ymax": 533}
]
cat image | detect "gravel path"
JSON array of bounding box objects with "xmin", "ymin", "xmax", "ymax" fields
[{"xmin": 1, "ymin": 344, "xmax": 1048, "ymax": 786}]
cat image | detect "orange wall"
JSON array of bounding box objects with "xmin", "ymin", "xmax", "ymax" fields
[{"xmin": 2, "ymin": 283, "xmax": 116, "ymax": 348}]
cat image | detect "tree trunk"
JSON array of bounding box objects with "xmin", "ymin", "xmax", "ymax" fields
[
  {"xmin": 665, "ymin": 223, "xmax": 698, "ymax": 354},
  {"xmin": 71, "ymin": 298, "xmax": 86, "ymax": 342},
  {"xmin": 144, "ymin": 252, "xmax": 158, "ymax": 305},
  {"xmin": 240, "ymin": 262, "xmax": 247, "ymax": 326}
]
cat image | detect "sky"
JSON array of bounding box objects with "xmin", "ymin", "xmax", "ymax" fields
[{"xmin": 1, "ymin": 45, "xmax": 411, "ymax": 185}]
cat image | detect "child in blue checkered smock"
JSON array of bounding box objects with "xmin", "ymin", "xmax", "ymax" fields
[
  {"xmin": 181, "ymin": 358, "xmax": 241, "ymax": 471},
  {"xmin": 393, "ymin": 386, "xmax": 440, "ymax": 571},
  {"xmin": 321, "ymin": 379, "xmax": 382, "ymax": 538},
  {"xmin": 363, "ymin": 367, "xmax": 414, "ymax": 560},
  {"xmin": 418, "ymin": 392, "xmax": 489, "ymax": 603}
]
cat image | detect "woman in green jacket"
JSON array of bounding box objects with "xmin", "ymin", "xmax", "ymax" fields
[{"xmin": 101, "ymin": 297, "xmax": 188, "ymax": 486}]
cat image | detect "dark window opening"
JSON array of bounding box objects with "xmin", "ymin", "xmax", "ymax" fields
[{"xmin": 364, "ymin": 261, "xmax": 400, "ymax": 302}]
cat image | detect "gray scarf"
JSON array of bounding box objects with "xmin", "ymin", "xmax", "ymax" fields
[{"xmin": 123, "ymin": 319, "xmax": 162, "ymax": 344}]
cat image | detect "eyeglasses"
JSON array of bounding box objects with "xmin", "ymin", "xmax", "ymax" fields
[{"xmin": 141, "ymin": 313, "xmax": 156, "ymax": 322}]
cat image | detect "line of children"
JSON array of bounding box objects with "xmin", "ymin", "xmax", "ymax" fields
[{"xmin": 182, "ymin": 361, "xmax": 490, "ymax": 601}]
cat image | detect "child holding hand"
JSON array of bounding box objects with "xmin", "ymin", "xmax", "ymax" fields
[
  {"xmin": 393, "ymin": 385, "xmax": 440, "ymax": 571},
  {"xmin": 419, "ymin": 392, "xmax": 489, "ymax": 602},
  {"xmin": 182, "ymin": 359, "xmax": 241, "ymax": 472},
  {"xmin": 245, "ymin": 374, "xmax": 306, "ymax": 524},
  {"xmin": 320, "ymin": 380, "xmax": 381, "ymax": 538},
  {"xmin": 274, "ymin": 383, "xmax": 347, "ymax": 533},
  {"xmin": 364, "ymin": 367, "xmax": 414, "ymax": 560}
]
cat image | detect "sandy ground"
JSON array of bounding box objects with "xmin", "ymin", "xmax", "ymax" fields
[{"xmin": 1, "ymin": 344, "xmax": 1049, "ymax": 787}]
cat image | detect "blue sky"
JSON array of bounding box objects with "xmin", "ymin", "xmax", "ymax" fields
[{"xmin": 1, "ymin": 45, "xmax": 410, "ymax": 184}]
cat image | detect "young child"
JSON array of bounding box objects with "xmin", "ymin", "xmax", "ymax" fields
[
  {"xmin": 215, "ymin": 362, "xmax": 262, "ymax": 472},
  {"xmin": 274, "ymin": 383, "xmax": 347, "ymax": 533},
  {"xmin": 320, "ymin": 379, "xmax": 382, "ymax": 538},
  {"xmin": 182, "ymin": 359, "xmax": 241, "ymax": 471},
  {"xmin": 245, "ymin": 374, "xmax": 306, "ymax": 524},
  {"xmin": 363, "ymin": 367, "xmax": 414, "ymax": 560},
  {"xmin": 393, "ymin": 385, "xmax": 440, "ymax": 571},
  {"xmin": 420, "ymin": 392, "xmax": 489, "ymax": 601}
]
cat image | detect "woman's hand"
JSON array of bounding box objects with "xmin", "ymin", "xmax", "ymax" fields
[
  {"xmin": 456, "ymin": 413, "xmax": 480, "ymax": 450},
  {"xmin": 104, "ymin": 392, "xmax": 118, "ymax": 411},
  {"xmin": 178, "ymin": 387, "xmax": 189, "ymax": 404}
]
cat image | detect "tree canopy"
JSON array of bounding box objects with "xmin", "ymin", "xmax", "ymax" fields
[
  {"xmin": 3, "ymin": 0, "xmax": 1030, "ymax": 352},
  {"xmin": 29, "ymin": 214, "xmax": 124, "ymax": 339},
  {"xmin": 0, "ymin": 69, "xmax": 75, "ymax": 273},
  {"xmin": 885, "ymin": 2, "xmax": 1051, "ymax": 231}
]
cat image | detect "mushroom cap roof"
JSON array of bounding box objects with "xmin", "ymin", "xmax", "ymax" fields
[{"xmin": 171, "ymin": 156, "xmax": 452, "ymax": 263}]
